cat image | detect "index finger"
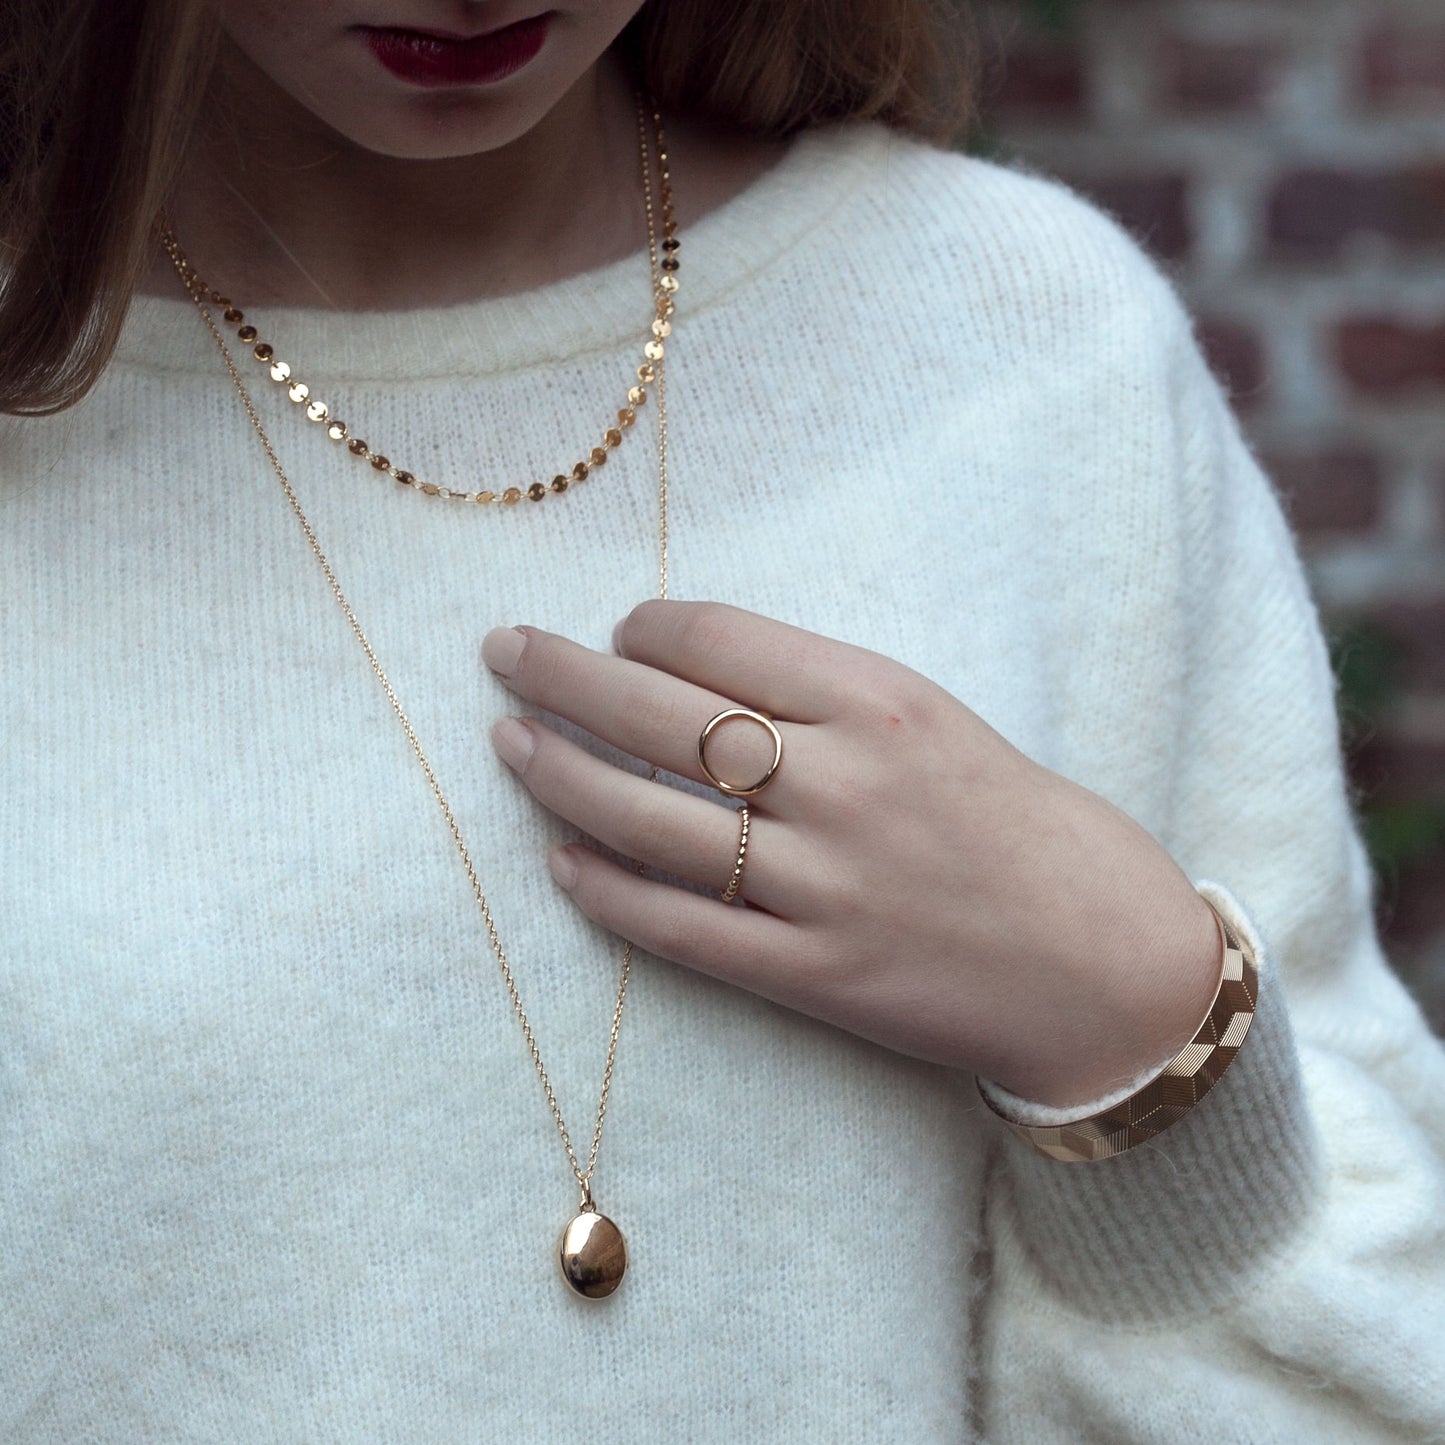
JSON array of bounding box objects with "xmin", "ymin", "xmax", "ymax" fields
[{"xmin": 614, "ymin": 600, "xmax": 881, "ymax": 723}]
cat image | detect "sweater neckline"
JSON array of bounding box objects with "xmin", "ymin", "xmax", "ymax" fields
[{"xmin": 117, "ymin": 121, "xmax": 894, "ymax": 384}]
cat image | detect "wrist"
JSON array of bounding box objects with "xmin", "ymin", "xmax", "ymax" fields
[
  {"xmin": 978, "ymin": 890, "xmax": 1262, "ymax": 1164},
  {"xmin": 987, "ymin": 876, "xmax": 1225, "ymax": 1112}
]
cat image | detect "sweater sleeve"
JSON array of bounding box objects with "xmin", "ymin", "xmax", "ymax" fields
[{"xmin": 979, "ymin": 287, "xmax": 1445, "ymax": 1442}]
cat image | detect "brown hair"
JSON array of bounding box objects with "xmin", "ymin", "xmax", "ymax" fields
[{"xmin": 0, "ymin": 0, "xmax": 974, "ymax": 416}]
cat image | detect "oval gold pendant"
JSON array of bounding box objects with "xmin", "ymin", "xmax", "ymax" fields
[{"xmin": 558, "ymin": 1208, "xmax": 628, "ymax": 1299}]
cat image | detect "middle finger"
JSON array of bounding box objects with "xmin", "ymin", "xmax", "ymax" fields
[{"xmin": 482, "ymin": 624, "xmax": 805, "ymax": 807}]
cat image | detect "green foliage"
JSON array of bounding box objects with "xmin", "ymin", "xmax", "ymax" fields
[
  {"xmin": 963, "ymin": 118, "xmax": 1004, "ymax": 159},
  {"xmin": 1024, "ymin": 0, "xmax": 1084, "ymax": 36},
  {"xmin": 1330, "ymin": 617, "xmax": 1402, "ymax": 726},
  {"xmin": 1364, "ymin": 801, "xmax": 1445, "ymax": 873}
]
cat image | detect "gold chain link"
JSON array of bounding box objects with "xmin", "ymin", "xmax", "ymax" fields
[
  {"xmin": 163, "ymin": 92, "xmax": 674, "ymax": 1212},
  {"xmin": 157, "ymin": 99, "xmax": 679, "ymax": 512}
]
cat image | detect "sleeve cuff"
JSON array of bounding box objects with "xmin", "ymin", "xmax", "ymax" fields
[{"xmin": 982, "ymin": 880, "xmax": 1323, "ymax": 1322}]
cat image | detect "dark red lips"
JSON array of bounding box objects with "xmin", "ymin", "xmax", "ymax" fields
[{"xmin": 360, "ymin": 14, "xmax": 550, "ymax": 87}]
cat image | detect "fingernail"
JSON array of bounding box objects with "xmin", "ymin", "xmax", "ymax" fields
[
  {"xmin": 549, "ymin": 846, "xmax": 578, "ymax": 890},
  {"xmin": 491, "ymin": 716, "xmax": 534, "ymax": 772},
  {"xmin": 482, "ymin": 626, "xmax": 526, "ymax": 676},
  {"xmin": 611, "ymin": 618, "xmax": 625, "ymax": 655}
]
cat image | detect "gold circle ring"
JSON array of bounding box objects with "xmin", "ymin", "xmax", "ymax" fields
[{"xmin": 697, "ymin": 707, "xmax": 784, "ymax": 798}]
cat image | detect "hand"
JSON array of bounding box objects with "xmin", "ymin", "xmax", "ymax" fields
[{"xmin": 482, "ymin": 600, "xmax": 1222, "ymax": 1109}]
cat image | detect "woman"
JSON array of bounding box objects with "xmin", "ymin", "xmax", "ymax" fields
[{"xmin": 2, "ymin": 0, "xmax": 1441, "ymax": 1438}]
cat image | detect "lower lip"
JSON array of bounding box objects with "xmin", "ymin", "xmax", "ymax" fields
[{"xmin": 361, "ymin": 15, "xmax": 550, "ymax": 87}]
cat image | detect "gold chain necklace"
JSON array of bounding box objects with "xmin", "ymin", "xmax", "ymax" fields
[
  {"xmin": 158, "ymin": 106, "xmax": 679, "ymax": 511},
  {"xmin": 161, "ymin": 92, "xmax": 675, "ymax": 1299}
]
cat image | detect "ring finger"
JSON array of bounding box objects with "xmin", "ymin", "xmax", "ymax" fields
[{"xmin": 491, "ymin": 715, "xmax": 798, "ymax": 914}]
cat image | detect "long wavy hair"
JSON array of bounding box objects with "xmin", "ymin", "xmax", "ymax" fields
[{"xmin": 0, "ymin": 0, "xmax": 974, "ymax": 416}]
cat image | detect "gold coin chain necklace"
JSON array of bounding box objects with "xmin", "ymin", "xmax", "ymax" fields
[
  {"xmin": 161, "ymin": 92, "xmax": 676, "ymax": 1300},
  {"xmin": 158, "ymin": 107, "xmax": 679, "ymax": 511}
]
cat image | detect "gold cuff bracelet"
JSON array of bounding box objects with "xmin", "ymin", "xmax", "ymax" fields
[{"xmin": 977, "ymin": 895, "xmax": 1258, "ymax": 1163}]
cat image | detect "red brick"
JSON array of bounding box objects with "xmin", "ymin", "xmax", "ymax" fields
[
  {"xmin": 1362, "ymin": 23, "xmax": 1445, "ymax": 108},
  {"xmin": 1264, "ymin": 446, "xmax": 1384, "ymax": 537},
  {"xmin": 1065, "ymin": 173, "xmax": 1192, "ymax": 261},
  {"xmin": 1370, "ymin": 601, "xmax": 1445, "ymax": 693},
  {"xmin": 1195, "ymin": 317, "xmax": 1267, "ymax": 409},
  {"xmin": 991, "ymin": 40, "xmax": 1087, "ymax": 118},
  {"xmin": 1267, "ymin": 166, "xmax": 1445, "ymax": 257},
  {"xmin": 1159, "ymin": 34, "xmax": 1285, "ymax": 114},
  {"xmin": 1336, "ymin": 318, "xmax": 1445, "ymax": 396},
  {"xmin": 1362, "ymin": 736, "xmax": 1445, "ymax": 795}
]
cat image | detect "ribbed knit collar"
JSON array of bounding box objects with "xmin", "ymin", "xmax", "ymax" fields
[{"xmin": 116, "ymin": 121, "xmax": 894, "ymax": 384}]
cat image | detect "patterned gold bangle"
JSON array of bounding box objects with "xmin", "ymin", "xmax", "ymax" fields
[{"xmin": 977, "ymin": 895, "xmax": 1258, "ymax": 1163}]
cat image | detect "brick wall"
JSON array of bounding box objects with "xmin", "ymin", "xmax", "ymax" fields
[{"xmin": 976, "ymin": 0, "xmax": 1445, "ymax": 1028}]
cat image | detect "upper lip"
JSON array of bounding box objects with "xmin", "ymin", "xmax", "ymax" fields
[{"xmin": 357, "ymin": 16, "xmax": 543, "ymax": 41}]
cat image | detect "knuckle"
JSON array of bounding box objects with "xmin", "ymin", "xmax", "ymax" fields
[
  {"xmin": 510, "ymin": 735, "xmax": 541, "ymax": 786},
  {"xmin": 818, "ymin": 925, "xmax": 881, "ymax": 994},
  {"xmin": 819, "ymin": 867, "xmax": 870, "ymax": 922},
  {"xmin": 612, "ymin": 671, "xmax": 697, "ymax": 749},
  {"xmin": 515, "ymin": 629, "xmax": 566, "ymax": 700},
  {"xmin": 516, "ymin": 725, "xmax": 568, "ymax": 795},
  {"xmin": 616, "ymin": 789, "xmax": 675, "ymax": 862},
  {"xmin": 809, "ymin": 856, "xmax": 873, "ymax": 929},
  {"xmin": 617, "ymin": 598, "xmax": 666, "ymax": 657},
  {"xmin": 676, "ymin": 604, "xmax": 734, "ymax": 669},
  {"xmin": 820, "ymin": 762, "xmax": 888, "ymax": 828},
  {"xmin": 787, "ymin": 931, "xmax": 866, "ymax": 1000},
  {"xmin": 849, "ymin": 671, "xmax": 935, "ymax": 731},
  {"xmin": 568, "ymin": 848, "xmax": 614, "ymax": 907},
  {"xmin": 643, "ymin": 904, "xmax": 696, "ymax": 965}
]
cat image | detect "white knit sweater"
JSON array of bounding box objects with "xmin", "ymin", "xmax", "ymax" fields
[{"xmin": 2, "ymin": 121, "xmax": 1443, "ymax": 1443}]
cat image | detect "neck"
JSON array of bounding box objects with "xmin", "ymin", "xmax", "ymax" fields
[{"xmin": 142, "ymin": 42, "xmax": 650, "ymax": 310}]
